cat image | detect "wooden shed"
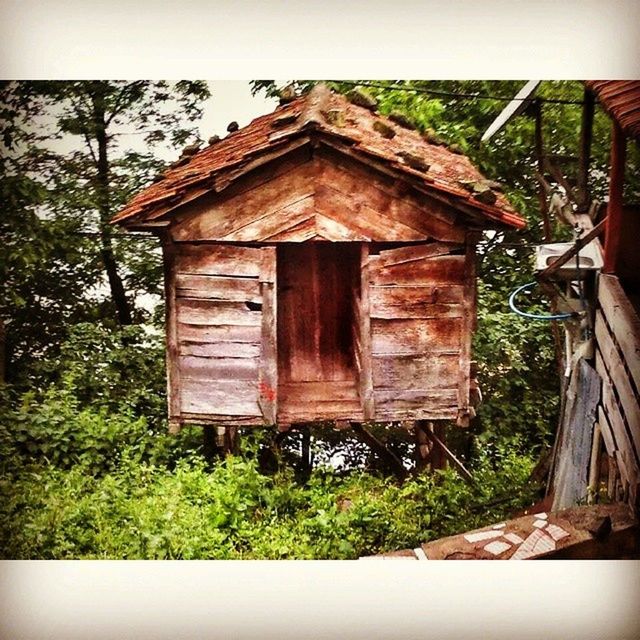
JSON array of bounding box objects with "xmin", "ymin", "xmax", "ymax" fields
[{"xmin": 113, "ymin": 84, "xmax": 525, "ymax": 432}]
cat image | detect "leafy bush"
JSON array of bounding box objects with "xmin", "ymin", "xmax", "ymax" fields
[{"xmin": 0, "ymin": 433, "xmax": 536, "ymax": 559}]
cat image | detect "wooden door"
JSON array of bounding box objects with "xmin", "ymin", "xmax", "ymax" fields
[{"xmin": 170, "ymin": 243, "xmax": 277, "ymax": 425}]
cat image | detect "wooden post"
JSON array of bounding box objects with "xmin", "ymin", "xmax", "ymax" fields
[
  {"xmin": 203, "ymin": 427, "xmax": 218, "ymax": 461},
  {"xmin": 300, "ymin": 426, "xmax": 312, "ymax": 477},
  {"xmin": 588, "ymin": 424, "xmax": 602, "ymax": 504},
  {"xmin": 359, "ymin": 244, "xmax": 375, "ymax": 420},
  {"xmin": 577, "ymin": 88, "xmax": 595, "ymax": 213},
  {"xmin": 603, "ymin": 121, "xmax": 627, "ymax": 274},
  {"xmin": 351, "ymin": 422, "xmax": 407, "ymax": 481},
  {"xmin": 258, "ymin": 247, "xmax": 278, "ymax": 424},
  {"xmin": 534, "ymin": 101, "xmax": 553, "ymax": 240},
  {"xmin": 414, "ymin": 421, "xmax": 433, "ymax": 471},
  {"xmin": 456, "ymin": 238, "xmax": 476, "ymax": 427},
  {"xmin": 161, "ymin": 234, "xmax": 181, "ymax": 433}
]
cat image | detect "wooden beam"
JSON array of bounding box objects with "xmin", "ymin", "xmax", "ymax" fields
[
  {"xmin": 603, "ymin": 121, "xmax": 627, "ymax": 274},
  {"xmin": 351, "ymin": 423, "xmax": 407, "ymax": 481},
  {"xmin": 536, "ymin": 217, "xmax": 606, "ymax": 281},
  {"xmin": 422, "ymin": 427, "xmax": 474, "ymax": 484},
  {"xmin": 577, "ymin": 88, "xmax": 595, "ymax": 212}
]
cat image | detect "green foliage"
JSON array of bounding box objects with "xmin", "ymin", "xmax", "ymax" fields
[{"xmin": 0, "ymin": 437, "xmax": 535, "ymax": 559}]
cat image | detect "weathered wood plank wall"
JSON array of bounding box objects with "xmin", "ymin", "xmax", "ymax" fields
[
  {"xmin": 174, "ymin": 243, "xmax": 267, "ymax": 425},
  {"xmin": 368, "ymin": 242, "xmax": 466, "ymax": 421},
  {"xmin": 595, "ymin": 274, "xmax": 640, "ymax": 506}
]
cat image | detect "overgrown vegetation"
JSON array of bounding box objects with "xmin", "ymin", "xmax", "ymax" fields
[{"xmin": 5, "ymin": 80, "xmax": 624, "ymax": 559}]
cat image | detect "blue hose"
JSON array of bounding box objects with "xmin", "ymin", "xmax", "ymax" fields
[{"xmin": 508, "ymin": 282, "xmax": 575, "ymax": 321}]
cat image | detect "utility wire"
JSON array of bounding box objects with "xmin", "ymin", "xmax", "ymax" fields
[{"xmin": 331, "ymin": 80, "xmax": 584, "ymax": 106}]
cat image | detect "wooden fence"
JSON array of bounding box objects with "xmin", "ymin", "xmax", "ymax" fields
[{"xmin": 593, "ymin": 274, "xmax": 640, "ymax": 508}]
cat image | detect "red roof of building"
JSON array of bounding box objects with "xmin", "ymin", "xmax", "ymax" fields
[
  {"xmin": 586, "ymin": 80, "xmax": 640, "ymax": 141},
  {"xmin": 113, "ymin": 84, "xmax": 525, "ymax": 229}
]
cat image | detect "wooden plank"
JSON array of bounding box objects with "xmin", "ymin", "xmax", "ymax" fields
[
  {"xmin": 597, "ymin": 405, "xmax": 617, "ymax": 456},
  {"xmin": 177, "ymin": 320, "xmax": 261, "ymax": 342},
  {"xmin": 374, "ymin": 388, "xmax": 459, "ymax": 409},
  {"xmin": 422, "ymin": 427, "xmax": 474, "ymax": 483},
  {"xmin": 181, "ymin": 379, "xmax": 261, "ymax": 416},
  {"xmin": 587, "ymin": 424, "xmax": 602, "ymax": 504},
  {"xmin": 552, "ymin": 359, "xmax": 600, "ymax": 510},
  {"xmin": 179, "ymin": 341, "xmax": 261, "ymax": 359},
  {"xmin": 369, "ymin": 255, "xmax": 466, "ymax": 286},
  {"xmin": 177, "ymin": 299, "xmax": 261, "ymax": 327},
  {"xmin": 315, "ymin": 213, "xmax": 370, "ymax": 241},
  {"xmin": 179, "ymin": 413, "xmax": 264, "ymax": 426},
  {"xmin": 597, "ymin": 351, "xmax": 640, "ymax": 481},
  {"xmin": 161, "ymin": 235, "xmax": 181, "ymax": 424},
  {"xmin": 179, "ymin": 355, "xmax": 259, "ymax": 381},
  {"xmin": 314, "ymin": 183, "xmax": 425, "ymax": 242},
  {"xmin": 370, "ymin": 302, "xmax": 463, "ymax": 320},
  {"xmin": 370, "ymin": 285, "xmax": 464, "ymax": 311},
  {"xmin": 174, "ymin": 243, "xmax": 262, "ymax": 277},
  {"xmin": 375, "ymin": 407, "xmax": 458, "ymax": 421},
  {"xmin": 258, "ymin": 247, "xmax": 277, "ymax": 424},
  {"xmin": 360, "ymin": 244, "xmax": 375, "ymax": 419},
  {"xmin": 372, "ymin": 353, "xmax": 460, "ymax": 389},
  {"xmin": 175, "ymin": 274, "xmax": 261, "ymax": 302},
  {"xmin": 261, "ymin": 215, "xmax": 316, "ymax": 242},
  {"xmin": 595, "ymin": 310, "xmax": 640, "ymax": 458},
  {"xmin": 315, "ymin": 149, "xmax": 460, "ymax": 228},
  {"xmin": 375, "ymin": 242, "xmax": 461, "ymax": 269},
  {"xmin": 170, "ymin": 160, "xmax": 316, "ymax": 242},
  {"xmin": 279, "ymin": 381, "xmax": 361, "ymax": 403},
  {"xmin": 457, "ymin": 241, "xmax": 476, "ymax": 423},
  {"xmin": 371, "ymin": 318, "xmax": 462, "ymax": 355},
  {"xmin": 598, "ymin": 274, "xmax": 640, "ymax": 395},
  {"xmin": 221, "ymin": 195, "xmax": 315, "ymax": 242}
]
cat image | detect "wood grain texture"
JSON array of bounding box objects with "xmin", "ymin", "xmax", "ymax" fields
[
  {"xmin": 598, "ymin": 274, "xmax": 640, "ymax": 395},
  {"xmin": 457, "ymin": 241, "xmax": 477, "ymax": 422},
  {"xmin": 368, "ymin": 242, "xmax": 466, "ymax": 422},
  {"xmin": 371, "ymin": 318, "xmax": 462, "ymax": 355},
  {"xmin": 176, "ymin": 274, "xmax": 261, "ymax": 303},
  {"xmin": 174, "ymin": 244, "xmax": 265, "ymax": 422},
  {"xmin": 370, "ymin": 254, "xmax": 466, "ymax": 286},
  {"xmin": 595, "ymin": 310, "xmax": 640, "ymax": 458},
  {"xmin": 174, "ymin": 243, "xmax": 262, "ymax": 276},
  {"xmin": 597, "ymin": 351, "xmax": 639, "ymax": 486},
  {"xmin": 552, "ymin": 359, "xmax": 600, "ymax": 510},
  {"xmin": 169, "ymin": 154, "xmax": 467, "ymax": 244},
  {"xmin": 258, "ymin": 247, "xmax": 278, "ymax": 424},
  {"xmin": 181, "ymin": 379, "xmax": 260, "ymax": 416},
  {"xmin": 359, "ymin": 244, "xmax": 375, "ymax": 419},
  {"xmin": 277, "ymin": 243, "xmax": 359, "ymax": 384},
  {"xmin": 171, "ymin": 161, "xmax": 316, "ymax": 241},
  {"xmin": 162, "ymin": 235, "xmax": 181, "ymax": 422}
]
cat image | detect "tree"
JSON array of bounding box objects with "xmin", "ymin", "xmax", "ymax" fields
[{"xmin": 1, "ymin": 81, "xmax": 211, "ymax": 382}]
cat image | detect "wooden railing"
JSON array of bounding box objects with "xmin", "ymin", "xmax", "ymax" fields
[{"xmin": 594, "ymin": 274, "xmax": 640, "ymax": 507}]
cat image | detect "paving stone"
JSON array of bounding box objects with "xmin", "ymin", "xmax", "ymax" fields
[
  {"xmin": 464, "ymin": 530, "xmax": 503, "ymax": 543},
  {"xmin": 484, "ymin": 540, "xmax": 511, "ymax": 556}
]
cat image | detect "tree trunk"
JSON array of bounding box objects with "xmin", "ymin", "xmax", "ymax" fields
[{"xmin": 92, "ymin": 86, "xmax": 132, "ymax": 326}]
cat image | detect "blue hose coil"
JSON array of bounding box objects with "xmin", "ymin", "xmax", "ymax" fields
[{"xmin": 508, "ymin": 282, "xmax": 575, "ymax": 321}]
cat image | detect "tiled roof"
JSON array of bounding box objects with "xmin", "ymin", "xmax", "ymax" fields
[
  {"xmin": 586, "ymin": 80, "xmax": 640, "ymax": 141},
  {"xmin": 113, "ymin": 84, "xmax": 525, "ymax": 229}
]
